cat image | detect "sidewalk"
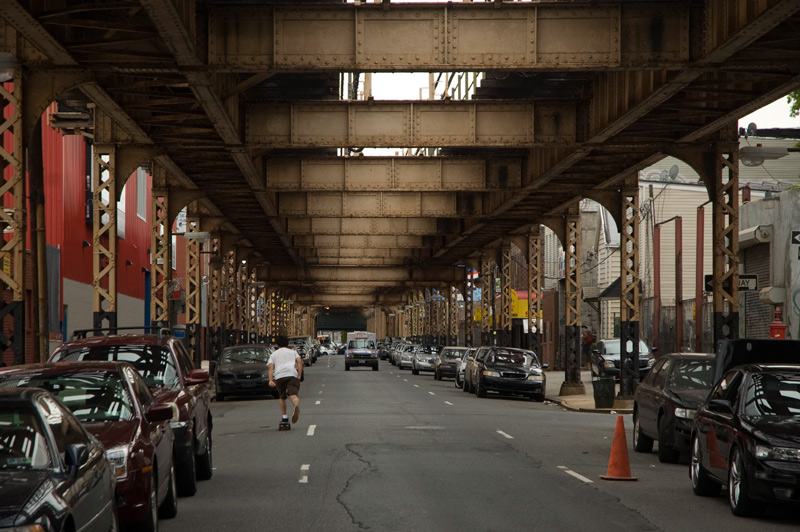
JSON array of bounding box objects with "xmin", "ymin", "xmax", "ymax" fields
[{"xmin": 545, "ymin": 370, "xmax": 633, "ymax": 414}]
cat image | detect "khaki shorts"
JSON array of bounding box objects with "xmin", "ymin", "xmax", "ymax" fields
[{"xmin": 275, "ymin": 376, "xmax": 300, "ymax": 399}]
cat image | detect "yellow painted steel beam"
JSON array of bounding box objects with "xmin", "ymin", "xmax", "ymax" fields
[
  {"xmin": 267, "ymin": 156, "xmax": 523, "ymax": 192},
  {"xmin": 249, "ymin": 100, "xmax": 577, "ymax": 148},
  {"xmin": 208, "ymin": 3, "xmax": 690, "ymax": 72},
  {"xmin": 265, "ymin": 265, "xmax": 462, "ymax": 284},
  {"xmin": 293, "ymin": 234, "xmax": 423, "ymax": 249}
]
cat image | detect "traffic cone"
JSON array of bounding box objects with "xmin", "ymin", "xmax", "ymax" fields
[{"xmin": 599, "ymin": 415, "xmax": 638, "ymax": 481}]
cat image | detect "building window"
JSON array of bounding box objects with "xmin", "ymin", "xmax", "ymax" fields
[
  {"xmin": 117, "ymin": 180, "xmax": 126, "ymax": 239},
  {"xmin": 137, "ymin": 167, "xmax": 147, "ymax": 220}
]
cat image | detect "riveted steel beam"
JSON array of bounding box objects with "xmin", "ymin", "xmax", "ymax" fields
[
  {"xmin": 150, "ymin": 164, "xmax": 171, "ymax": 327},
  {"xmin": 499, "ymin": 241, "xmax": 512, "ymax": 346},
  {"xmin": 265, "ymin": 266, "xmax": 462, "ymax": 284},
  {"xmin": 91, "ymin": 144, "xmax": 119, "ymax": 330},
  {"xmin": 619, "ymin": 186, "xmax": 641, "ymax": 397},
  {"xmin": 185, "ymin": 215, "xmax": 202, "ymax": 363},
  {"xmin": 287, "ymin": 217, "xmax": 437, "ymax": 236},
  {"xmin": 267, "ymin": 157, "xmax": 522, "ymax": 192},
  {"xmin": 561, "ymin": 207, "xmax": 584, "ymax": 392},
  {"xmin": 249, "ymin": 100, "xmax": 578, "ymax": 148},
  {"xmin": 293, "ymin": 234, "xmax": 423, "ymax": 249},
  {"xmin": 278, "ymin": 191, "xmax": 482, "ymax": 218},
  {"xmin": 208, "ymin": 3, "xmax": 690, "ymax": 72},
  {"xmin": 480, "ymin": 256, "xmax": 493, "ymax": 345},
  {"xmin": 528, "ymin": 227, "xmax": 543, "ymax": 355}
]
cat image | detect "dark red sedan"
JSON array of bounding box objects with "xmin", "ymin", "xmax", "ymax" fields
[{"xmin": 0, "ymin": 361, "xmax": 178, "ymax": 531}]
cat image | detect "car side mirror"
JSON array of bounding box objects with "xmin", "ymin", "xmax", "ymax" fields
[
  {"xmin": 65, "ymin": 443, "xmax": 89, "ymax": 475},
  {"xmin": 541, "ymin": 364, "xmax": 549, "ymax": 370},
  {"xmin": 145, "ymin": 403, "xmax": 174, "ymax": 423},
  {"xmin": 707, "ymin": 398, "xmax": 733, "ymax": 414},
  {"xmin": 185, "ymin": 368, "xmax": 209, "ymax": 386}
]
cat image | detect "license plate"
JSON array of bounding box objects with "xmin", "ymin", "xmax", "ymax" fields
[{"xmin": 241, "ymin": 381, "xmax": 257, "ymax": 388}]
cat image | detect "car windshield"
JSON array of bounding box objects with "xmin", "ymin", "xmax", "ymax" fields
[
  {"xmin": 665, "ymin": 360, "xmax": 714, "ymax": 391},
  {"xmin": 221, "ymin": 348, "xmax": 271, "ymax": 364},
  {"xmin": 743, "ymin": 372, "xmax": 800, "ymax": 417},
  {"xmin": 603, "ymin": 340, "xmax": 650, "ymax": 356},
  {"xmin": 52, "ymin": 345, "xmax": 179, "ymax": 389},
  {"xmin": 0, "ymin": 406, "xmax": 53, "ymax": 471},
  {"xmin": 441, "ymin": 349, "xmax": 466, "ymax": 359},
  {"xmin": 0, "ymin": 371, "xmax": 135, "ymax": 423},
  {"xmin": 349, "ymin": 340, "xmax": 374, "ymax": 349},
  {"xmin": 488, "ymin": 350, "xmax": 532, "ymax": 367}
]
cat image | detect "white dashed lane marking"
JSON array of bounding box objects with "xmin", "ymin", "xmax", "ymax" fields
[
  {"xmin": 428, "ymin": 392, "xmax": 435, "ymax": 396},
  {"xmin": 299, "ymin": 464, "xmax": 310, "ymax": 484},
  {"xmin": 307, "ymin": 425, "xmax": 316, "ymax": 436},
  {"xmin": 315, "ymin": 400, "xmax": 321, "ymax": 405},
  {"xmin": 444, "ymin": 401, "xmax": 454, "ymax": 406},
  {"xmin": 558, "ymin": 466, "xmax": 593, "ymax": 484},
  {"xmin": 496, "ymin": 430, "xmax": 514, "ymax": 439}
]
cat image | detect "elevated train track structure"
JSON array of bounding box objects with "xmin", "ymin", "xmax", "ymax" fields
[{"xmin": 2, "ymin": 0, "xmax": 800, "ymax": 393}]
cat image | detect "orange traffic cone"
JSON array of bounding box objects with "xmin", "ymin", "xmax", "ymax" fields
[{"xmin": 599, "ymin": 415, "xmax": 638, "ymax": 481}]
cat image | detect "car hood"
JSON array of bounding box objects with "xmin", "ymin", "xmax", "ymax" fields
[
  {"xmin": 0, "ymin": 470, "xmax": 50, "ymax": 525},
  {"xmin": 669, "ymin": 389, "xmax": 710, "ymax": 408},
  {"xmin": 83, "ymin": 420, "xmax": 138, "ymax": 449},
  {"xmin": 747, "ymin": 417, "xmax": 800, "ymax": 447},
  {"xmin": 219, "ymin": 362, "xmax": 268, "ymax": 374}
]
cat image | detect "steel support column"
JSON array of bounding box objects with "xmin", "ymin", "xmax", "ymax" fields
[
  {"xmin": 150, "ymin": 165, "xmax": 171, "ymax": 329},
  {"xmin": 560, "ymin": 208, "xmax": 585, "ymax": 395},
  {"xmin": 224, "ymin": 250, "xmax": 237, "ymax": 346},
  {"xmin": 208, "ymin": 236, "xmax": 222, "ymax": 357},
  {"xmin": 93, "ymin": 144, "xmax": 118, "ymax": 331},
  {"xmin": 499, "ymin": 242, "xmax": 512, "ymax": 347},
  {"xmin": 620, "ymin": 187, "xmax": 642, "ymax": 398},
  {"xmin": 480, "ymin": 256, "xmax": 493, "ymax": 345},
  {"xmin": 185, "ymin": 215, "xmax": 203, "ymax": 364},
  {"xmin": 0, "ymin": 67, "xmax": 26, "ymax": 364},
  {"xmin": 527, "ymin": 227, "xmax": 543, "ymax": 356},
  {"xmin": 711, "ymin": 150, "xmax": 740, "ymax": 346},
  {"xmin": 450, "ymin": 286, "xmax": 459, "ymax": 346},
  {"xmin": 464, "ymin": 266, "xmax": 474, "ymax": 347}
]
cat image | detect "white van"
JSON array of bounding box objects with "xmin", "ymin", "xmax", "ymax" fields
[{"xmin": 345, "ymin": 331, "xmax": 378, "ymax": 371}]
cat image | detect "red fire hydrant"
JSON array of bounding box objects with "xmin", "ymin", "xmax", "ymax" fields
[{"xmin": 769, "ymin": 307, "xmax": 788, "ymax": 339}]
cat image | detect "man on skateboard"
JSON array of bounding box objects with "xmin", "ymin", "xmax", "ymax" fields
[{"xmin": 268, "ymin": 335, "xmax": 303, "ymax": 429}]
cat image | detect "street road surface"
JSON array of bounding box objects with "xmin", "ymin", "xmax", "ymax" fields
[{"xmin": 163, "ymin": 357, "xmax": 800, "ymax": 532}]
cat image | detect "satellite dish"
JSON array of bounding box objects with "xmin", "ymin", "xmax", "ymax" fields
[
  {"xmin": 747, "ymin": 122, "xmax": 758, "ymax": 136},
  {"xmin": 668, "ymin": 164, "xmax": 679, "ymax": 179},
  {"xmin": 659, "ymin": 170, "xmax": 668, "ymax": 181}
]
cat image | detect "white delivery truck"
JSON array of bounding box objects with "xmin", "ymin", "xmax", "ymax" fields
[{"xmin": 345, "ymin": 331, "xmax": 378, "ymax": 371}]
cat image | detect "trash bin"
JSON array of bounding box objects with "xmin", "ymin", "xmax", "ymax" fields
[{"xmin": 593, "ymin": 377, "xmax": 615, "ymax": 409}]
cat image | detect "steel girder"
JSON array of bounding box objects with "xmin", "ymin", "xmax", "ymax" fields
[
  {"xmin": 185, "ymin": 215, "xmax": 203, "ymax": 363},
  {"xmin": 527, "ymin": 228, "xmax": 543, "ymax": 357},
  {"xmin": 619, "ymin": 186, "xmax": 641, "ymax": 398},
  {"xmin": 562, "ymin": 210, "xmax": 582, "ymax": 390},
  {"xmin": 92, "ymin": 143, "xmax": 118, "ymax": 330},
  {"xmin": 499, "ymin": 243, "xmax": 512, "ymax": 347},
  {"xmin": 480, "ymin": 256, "xmax": 492, "ymax": 345}
]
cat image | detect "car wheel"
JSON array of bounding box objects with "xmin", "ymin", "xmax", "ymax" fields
[
  {"xmin": 136, "ymin": 470, "xmax": 158, "ymax": 532},
  {"xmin": 412, "ymin": 367, "xmax": 419, "ymax": 375},
  {"xmin": 657, "ymin": 415, "xmax": 680, "ymax": 463},
  {"xmin": 729, "ymin": 446, "xmax": 766, "ymax": 517},
  {"xmin": 158, "ymin": 461, "xmax": 178, "ymax": 519},
  {"xmin": 345, "ymin": 364, "xmax": 350, "ymax": 371},
  {"xmin": 176, "ymin": 445, "xmax": 197, "ymax": 497},
  {"xmin": 215, "ymin": 382, "xmax": 225, "ymax": 402},
  {"xmin": 690, "ymin": 435, "xmax": 721, "ymax": 497},
  {"xmin": 476, "ymin": 377, "xmax": 487, "ymax": 398},
  {"xmin": 372, "ymin": 364, "xmax": 379, "ymax": 371},
  {"xmin": 632, "ymin": 410, "xmax": 653, "ymax": 453},
  {"xmin": 455, "ymin": 374, "xmax": 462, "ymax": 389},
  {"xmin": 434, "ymin": 369, "xmax": 440, "ymax": 380},
  {"xmin": 196, "ymin": 432, "xmax": 213, "ymax": 481}
]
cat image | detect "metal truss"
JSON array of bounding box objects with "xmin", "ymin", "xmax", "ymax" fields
[
  {"xmin": 224, "ymin": 250, "xmax": 237, "ymax": 345},
  {"xmin": 712, "ymin": 150, "xmax": 740, "ymax": 344},
  {"xmin": 150, "ymin": 166, "xmax": 170, "ymax": 328},
  {"xmin": 499, "ymin": 242, "xmax": 512, "ymax": 347},
  {"xmin": 528, "ymin": 228, "xmax": 543, "ymax": 356},
  {"xmin": 564, "ymin": 210, "xmax": 581, "ymax": 385},
  {"xmin": 464, "ymin": 267, "xmax": 474, "ymax": 347},
  {"xmin": 619, "ymin": 187, "xmax": 641, "ymax": 397},
  {"xmin": 0, "ymin": 69, "xmax": 26, "ymax": 363},
  {"xmin": 449, "ymin": 286, "xmax": 458, "ymax": 346},
  {"xmin": 185, "ymin": 216, "xmax": 202, "ymax": 363},
  {"xmin": 480, "ymin": 256, "xmax": 493, "ymax": 345},
  {"xmin": 208, "ymin": 236, "xmax": 222, "ymax": 356},
  {"xmin": 93, "ymin": 144, "xmax": 118, "ymax": 330}
]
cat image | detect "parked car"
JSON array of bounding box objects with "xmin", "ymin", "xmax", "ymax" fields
[
  {"xmin": 455, "ymin": 348, "xmax": 475, "ymax": 389},
  {"xmin": 434, "ymin": 347, "xmax": 469, "ymax": 380},
  {"xmin": 289, "ymin": 336, "xmax": 314, "ymax": 366},
  {"xmin": 632, "ymin": 352, "xmax": 715, "ymax": 463},
  {"xmin": 463, "ymin": 346, "xmax": 491, "ymax": 393},
  {"xmin": 49, "ymin": 327, "xmax": 213, "ymax": 497},
  {"xmin": 0, "ymin": 362, "xmax": 178, "ymax": 530},
  {"xmin": 471, "ymin": 347, "xmax": 547, "ymax": 401},
  {"xmin": 212, "ymin": 345, "xmax": 278, "ymax": 401},
  {"xmin": 690, "ymin": 364, "xmax": 800, "ymax": 516},
  {"xmin": 397, "ymin": 344, "xmax": 418, "ymax": 370},
  {"xmin": 591, "ymin": 338, "xmax": 656, "ymax": 379},
  {"xmin": 411, "ymin": 345, "xmax": 440, "ymax": 375},
  {"xmin": 0, "ymin": 387, "xmax": 118, "ymax": 532}
]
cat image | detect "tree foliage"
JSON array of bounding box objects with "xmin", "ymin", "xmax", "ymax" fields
[{"xmin": 789, "ymin": 90, "xmax": 800, "ymax": 118}]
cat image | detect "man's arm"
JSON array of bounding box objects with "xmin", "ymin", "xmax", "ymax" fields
[
  {"xmin": 268, "ymin": 362, "xmax": 275, "ymax": 385},
  {"xmin": 295, "ymin": 356, "xmax": 303, "ymax": 379}
]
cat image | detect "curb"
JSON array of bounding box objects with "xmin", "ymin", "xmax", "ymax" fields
[{"xmin": 547, "ymin": 396, "xmax": 633, "ymax": 414}]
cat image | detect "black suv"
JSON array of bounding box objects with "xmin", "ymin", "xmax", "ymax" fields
[{"xmin": 49, "ymin": 327, "xmax": 213, "ymax": 496}]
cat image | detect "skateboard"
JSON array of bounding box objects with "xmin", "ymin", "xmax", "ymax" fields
[{"xmin": 278, "ymin": 420, "xmax": 291, "ymax": 431}]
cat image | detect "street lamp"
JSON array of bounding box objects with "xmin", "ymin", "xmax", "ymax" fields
[
  {"xmin": 739, "ymin": 145, "xmax": 797, "ymax": 167},
  {"xmin": 0, "ymin": 52, "xmax": 17, "ymax": 82}
]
